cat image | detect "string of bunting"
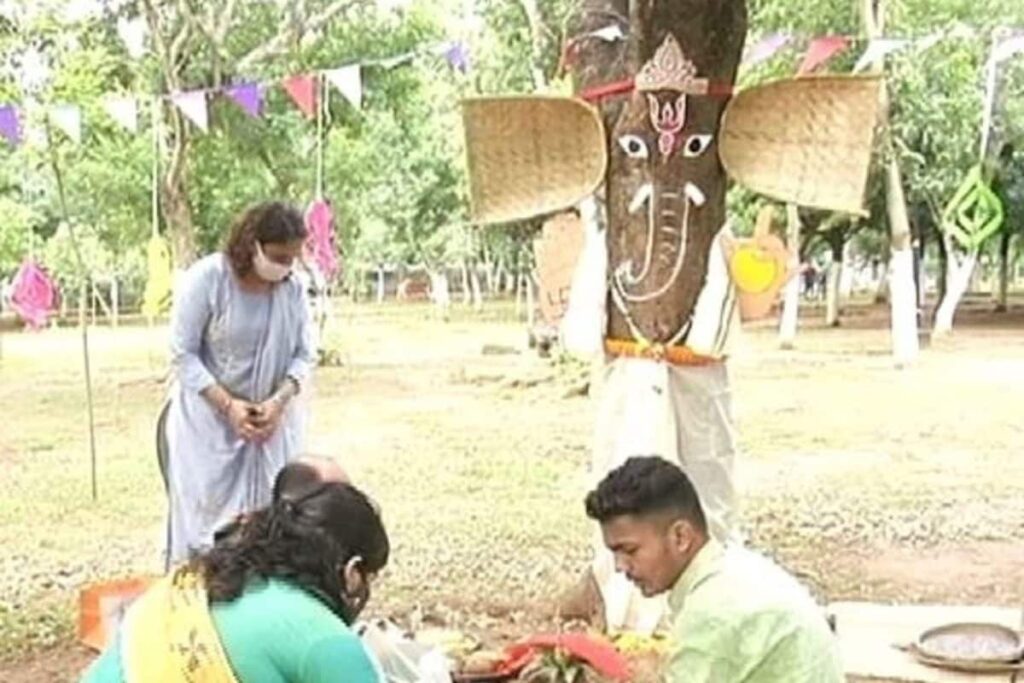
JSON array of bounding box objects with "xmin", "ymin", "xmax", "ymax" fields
[
  {"xmin": 0, "ymin": 40, "xmax": 470, "ymax": 148},
  {"xmin": 565, "ymin": 23, "xmax": 1024, "ymax": 101}
]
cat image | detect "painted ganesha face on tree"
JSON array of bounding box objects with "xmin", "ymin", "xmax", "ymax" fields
[{"xmin": 607, "ymin": 33, "xmax": 739, "ymax": 347}]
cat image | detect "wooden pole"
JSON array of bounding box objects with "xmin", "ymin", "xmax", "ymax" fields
[{"xmin": 46, "ymin": 122, "xmax": 99, "ymax": 502}]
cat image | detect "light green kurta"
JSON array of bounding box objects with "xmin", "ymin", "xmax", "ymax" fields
[{"xmin": 665, "ymin": 540, "xmax": 843, "ymax": 683}]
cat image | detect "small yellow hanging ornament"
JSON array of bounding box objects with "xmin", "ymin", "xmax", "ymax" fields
[
  {"xmin": 722, "ymin": 205, "xmax": 794, "ymax": 320},
  {"xmin": 141, "ymin": 234, "xmax": 173, "ymax": 319}
]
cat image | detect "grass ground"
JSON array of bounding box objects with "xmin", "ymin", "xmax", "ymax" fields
[{"xmin": 1, "ymin": 298, "xmax": 1022, "ymax": 681}]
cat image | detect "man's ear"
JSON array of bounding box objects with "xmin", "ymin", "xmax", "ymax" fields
[{"xmin": 669, "ymin": 518, "xmax": 697, "ymax": 555}]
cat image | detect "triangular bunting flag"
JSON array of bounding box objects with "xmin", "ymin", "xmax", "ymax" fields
[
  {"xmin": 443, "ymin": 42, "xmax": 471, "ymax": 73},
  {"xmin": 282, "ymin": 75, "xmax": 318, "ymax": 119},
  {"xmin": 325, "ymin": 66, "xmax": 362, "ymax": 109},
  {"xmin": 0, "ymin": 105, "xmax": 21, "ymax": 147},
  {"xmin": 743, "ymin": 33, "xmax": 792, "ymax": 67},
  {"xmin": 915, "ymin": 32, "xmax": 944, "ymax": 53},
  {"xmin": 798, "ymin": 36, "xmax": 850, "ymax": 75},
  {"xmin": 992, "ymin": 35, "xmax": 1024, "ymax": 65},
  {"xmin": 116, "ymin": 16, "xmax": 147, "ymax": 59},
  {"xmin": 171, "ymin": 90, "xmax": 208, "ymax": 131},
  {"xmin": 853, "ymin": 38, "xmax": 911, "ymax": 73},
  {"xmin": 50, "ymin": 104, "xmax": 82, "ymax": 144},
  {"xmin": 103, "ymin": 96, "xmax": 138, "ymax": 133},
  {"xmin": 225, "ymin": 82, "xmax": 264, "ymax": 118}
]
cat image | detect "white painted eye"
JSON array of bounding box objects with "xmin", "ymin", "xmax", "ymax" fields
[
  {"xmin": 618, "ymin": 135, "xmax": 649, "ymax": 160},
  {"xmin": 683, "ymin": 134, "xmax": 713, "ymax": 158}
]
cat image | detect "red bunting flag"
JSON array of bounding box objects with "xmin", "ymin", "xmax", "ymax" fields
[
  {"xmin": 282, "ymin": 74, "xmax": 318, "ymax": 119},
  {"xmin": 798, "ymin": 35, "xmax": 850, "ymax": 75}
]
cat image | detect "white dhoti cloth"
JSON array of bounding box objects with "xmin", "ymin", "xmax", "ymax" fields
[{"xmin": 590, "ymin": 356, "xmax": 737, "ymax": 633}]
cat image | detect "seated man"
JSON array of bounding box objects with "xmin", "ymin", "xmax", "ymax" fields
[{"xmin": 585, "ymin": 456, "xmax": 842, "ymax": 682}]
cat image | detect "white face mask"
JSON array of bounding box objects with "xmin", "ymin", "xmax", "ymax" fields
[{"xmin": 253, "ymin": 242, "xmax": 292, "ymax": 282}]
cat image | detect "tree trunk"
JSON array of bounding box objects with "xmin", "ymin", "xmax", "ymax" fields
[
  {"xmin": 995, "ymin": 229, "xmax": 1010, "ymax": 312},
  {"xmin": 460, "ymin": 260, "xmax": 471, "ymax": 305},
  {"xmin": 886, "ymin": 160, "xmax": 920, "ymax": 364},
  {"xmin": 569, "ymin": 0, "xmax": 747, "ymax": 637},
  {"xmin": 933, "ymin": 236, "xmax": 977, "ymax": 336},
  {"xmin": 863, "ymin": 0, "xmax": 918, "ymax": 365},
  {"xmin": 469, "ymin": 263, "xmax": 483, "ymax": 311},
  {"xmin": 825, "ymin": 238, "xmax": 843, "ymax": 327},
  {"xmin": 111, "ymin": 277, "xmax": 119, "ymax": 328},
  {"xmin": 874, "ymin": 260, "xmax": 889, "ymax": 304},
  {"xmin": 601, "ymin": 1, "xmax": 748, "ymax": 343},
  {"xmin": 376, "ymin": 266, "xmax": 385, "ymax": 303},
  {"xmin": 779, "ymin": 204, "xmax": 801, "ymax": 349}
]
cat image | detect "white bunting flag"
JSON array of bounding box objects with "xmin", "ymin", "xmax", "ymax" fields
[
  {"xmin": 50, "ymin": 104, "xmax": 82, "ymax": 144},
  {"xmin": 171, "ymin": 90, "xmax": 208, "ymax": 131},
  {"xmin": 103, "ymin": 96, "xmax": 138, "ymax": 133},
  {"xmin": 325, "ymin": 65, "xmax": 362, "ymax": 109},
  {"xmin": 853, "ymin": 38, "xmax": 911, "ymax": 73}
]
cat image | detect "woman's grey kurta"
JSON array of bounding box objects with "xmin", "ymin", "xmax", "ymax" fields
[{"xmin": 164, "ymin": 253, "xmax": 315, "ymax": 564}]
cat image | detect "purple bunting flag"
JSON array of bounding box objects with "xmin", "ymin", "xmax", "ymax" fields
[
  {"xmin": 0, "ymin": 105, "xmax": 21, "ymax": 147},
  {"xmin": 225, "ymin": 82, "xmax": 264, "ymax": 118}
]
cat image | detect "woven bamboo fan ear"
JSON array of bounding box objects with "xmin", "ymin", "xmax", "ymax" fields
[
  {"xmin": 462, "ymin": 96, "xmax": 607, "ymax": 225},
  {"xmin": 719, "ymin": 76, "xmax": 882, "ymax": 215}
]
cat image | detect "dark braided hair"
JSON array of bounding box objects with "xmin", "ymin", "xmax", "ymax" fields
[
  {"xmin": 223, "ymin": 201, "xmax": 307, "ymax": 279},
  {"xmin": 584, "ymin": 456, "xmax": 708, "ymax": 534},
  {"xmin": 191, "ymin": 470, "xmax": 389, "ymax": 624}
]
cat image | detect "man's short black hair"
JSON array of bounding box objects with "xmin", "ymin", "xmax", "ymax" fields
[{"xmin": 585, "ymin": 456, "xmax": 708, "ymax": 533}]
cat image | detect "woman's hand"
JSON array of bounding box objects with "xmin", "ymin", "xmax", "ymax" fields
[
  {"xmin": 248, "ymin": 398, "xmax": 284, "ymax": 443},
  {"xmin": 225, "ymin": 398, "xmax": 261, "ymax": 441}
]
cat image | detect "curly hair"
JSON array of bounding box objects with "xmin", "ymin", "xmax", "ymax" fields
[
  {"xmin": 584, "ymin": 456, "xmax": 707, "ymax": 533},
  {"xmin": 223, "ymin": 201, "xmax": 308, "ymax": 278},
  {"xmin": 191, "ymin": 471, "xmax": 389, "ymax": 624}
]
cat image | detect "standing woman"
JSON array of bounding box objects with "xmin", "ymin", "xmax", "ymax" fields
[{"xmin": 163, "ymin": 201, "xmax": 316, "ymax": 565}]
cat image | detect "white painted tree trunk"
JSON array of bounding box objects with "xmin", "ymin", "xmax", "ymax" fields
[
  {"xmin": 825, "ymin": 256, "xmax": 842, "ymax": 327},
  {"xmin": 111, "ymin": 277, "xmax": 119, "ymax": 328},
  {"xmin": 525, "ymin": 271, "xmax": 536, "ymax": 328},
  {"xmin": 839, "ymin": 241, "xmax": 855, "ymax": 299},
  {"xmin": 778, "ymin": 204, "xmax": 801, "ymax": 349},
  {"xmin": 429, "ymin": 270, "xmax": 451, "ymax": 320},
  {"xmin": 376, "ymin": 267, "xmax": 385, "ymax": 303},
  {"xmin": 886, "ymin": 158, "xmax": 919, "ymax": 366},
  {"xmin": 460, "ymin": 260, "xmax": 471, "ymax": 305},
  {"xmin": 470, "ymin": 265, "xmax": 483, "ymax": 311},
  {"xmin": 933, "ymin": 239, "xmax": 978, "ymax": 336}
]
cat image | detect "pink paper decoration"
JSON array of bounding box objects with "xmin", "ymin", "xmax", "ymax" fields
[
  {"xmin": 10, "ymin": 259, "xmax": 57, "ymax": 329},
  {"xmin": 798, "ymin": 36, "xmax": 851, "ymax": 75},
  {"xmin": 304, "ymin": 199, "xmax": 339, "ymax": 279}
]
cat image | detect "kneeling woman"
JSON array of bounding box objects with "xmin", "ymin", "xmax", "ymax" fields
[{"xmin": 83, "ymin": 479, "xmax": 388, "ymax": 682}]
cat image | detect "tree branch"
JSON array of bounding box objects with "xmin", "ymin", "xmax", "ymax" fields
[{"xmin": 235, "ymin": 0, "xmax": 362, "ymax": 73}]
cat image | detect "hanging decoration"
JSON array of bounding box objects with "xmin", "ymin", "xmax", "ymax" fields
[
  {"xmin": 941, "ymin": 165, "xmax": 1005, "ymax": 251},
  {"xmin": 116, "ymin": 16, "xmax": 147, "ymax": 59},
  {"xmin": 10, "ymin": 259, "xmax": 58, "ymax": 330},
  {"xmin": 534, "ymin": 212, "xmax": 585, "ymax": 326},
  {"xmin": 798, "ymin": 36, "xmax": 850, "ymax": 74},
  {"xmin": 170, "ymin": 90, "xmax": 209, "ymax": 131},
  {"xmin": 442, "ymin": 41, "xmax": 472, "ymax": 73},
  {"xmin": 224, "ymin": 83, "xmax": 264, "ymax": 118},
  {"xmin": 50, "ymin": 104, "xmax": 83, "ymax": 144},
  {"xmin": 743, "ymin": 33, "xmax": 792, "ymax": 67},
  {"xmin": 141, "ymin": 235, "xmax": 174, "ymax": 318},
  {"xmin": 324, "ymin": 66, "xmax": 362, "ymax": 109},
  {"xmin": 283, "ymin": 75, "xmax": 319, "ymax": 119},
  {"xmin": 721, "ymin": 206, "xmax": 793, "ymax": 321},
  {"xmin": 304, "ymin": 199, "xmax": 339, "ymax": 280},
  {"xmin": 103, "ymin": 96, "xmax": 138, "ymax": 133},
  {"xmin": 852, "ymin": 38, "xmax": 912, "ymax": 73},
  {"xmin": 0, "ymin": 105, "xmax": 22, "ymax": 147}
]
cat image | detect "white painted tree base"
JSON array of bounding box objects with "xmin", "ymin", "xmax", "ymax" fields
[
  {"xmin": 933, "ymin": 248, "xmax": 978, "ymax": 337},
  {"xmin": 889, "ymin": 247, "xmax": 919, "ymax": 366}
]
